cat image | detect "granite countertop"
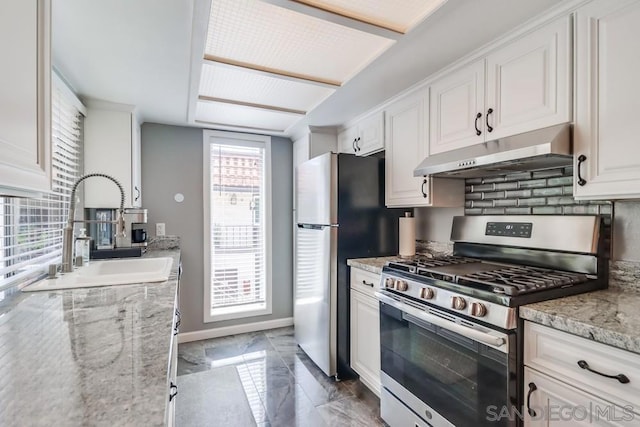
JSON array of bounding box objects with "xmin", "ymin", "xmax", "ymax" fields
[
  {"xmin": 347, "ymin": 242, "xmax": 455, "ymax": 274},
  {"xmin": 520, "ymin": 287, "xmax": 640, "ymax": 355},
  {"xmin": 0, "ymin": 247, "xmax": 180, "ymax": 426},
  {"xmin": 347, "ymin": 256, "xmax": 405, "ymax": 274}
]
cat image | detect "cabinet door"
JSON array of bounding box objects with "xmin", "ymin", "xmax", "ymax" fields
[
  {"xmin": 356, "ymin": 111, "xmax": 384, "ymax": 156},
  {"xmin": 524, "ymin": 368, "xmax": 637, "ymax": 427},
  {"xmin": 337, "ymin": 126, "xmax": 358, "ymax": 154},
  {"xmin": 350, "ymin": 289, "xmax": 381, "ymax": 396},
  {"xmin": 385, "ymin": 88, "xmax": 431, "ymax": 207},
  {"xmin": 131, "ymin": 115, "xmax": 142, "ymax": 207},
  {"xmin": 429, "ymin": 59, "xmax": 485, "ymax": 154},
  {"xmin": 84, "ymin": 108, "xmax": 134, "ymax": 208},
  {"xmin": 0, "ymin": 0, "xmax": 51, "ymax": 194},
  {"xmin": 486, "ymin": 16, "xmax": 571, "ymax": 140},
  {"xmin": 574, "ymin": 0, "xmax": 640, "ymax": 199}
]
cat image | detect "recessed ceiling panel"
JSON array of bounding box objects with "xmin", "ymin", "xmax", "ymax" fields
[
  {"xmin": 199, "ymin": 63, "xmax": 335, "ymax": 113},
  {"xmin": 204, "ymin": 0, "xmax": 394, "ymax": 85},
  {"xmin": 196, "ymin": 101, "xmax": 301, "ymax": 132},
  {"xmin": 296, "ymin": 0, "xmax": 448, "ymax": 33}
]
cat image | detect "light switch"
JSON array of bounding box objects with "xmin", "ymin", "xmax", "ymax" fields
[{"xmin": 156, "ymin": 223, "xmax": 166, "ymax": 236}]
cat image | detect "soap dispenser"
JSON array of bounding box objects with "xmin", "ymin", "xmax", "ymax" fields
[{"xmin": 75, "ymin": 228, "xmax": 91, "ymax": 266}]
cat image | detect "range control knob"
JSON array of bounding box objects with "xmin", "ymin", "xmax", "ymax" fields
[
  {"xmin": 419, "ymin": 287, "xmax": 435, "ymax": 300},
  {"xmin": 451, "ymin": 296, "xmax": 467, "ymax": 311},
  {"xmin": 395, "ymin": 280, "xmax": 409, "ymax": 292},
  {"xmin": 384, "ymin": 278, "xmax": 395, "ymax": 289},
  {"xmin": 470, "ymin": 302, "xmax": 487, "ymax": 317}
]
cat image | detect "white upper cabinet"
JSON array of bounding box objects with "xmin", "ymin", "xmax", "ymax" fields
[
  {"xmin": 486, "ymin": 15, "xmax": 571, "ymax": 140},
  {"xmin": 0, "ymin": 0, "xmax": 51, "ymax": 194},
  {"xmin": 356, "ymin": 111, "xmax": 384, "ymax": 156},
  {"xmin": 385, "ymin": 88, "xmax": 464, "ymax": 207},
  {"xmin": 429, "ymin": 16, "xmax": 571, "ymax": 155},
  {"xmin": 83, "ymin": 102, "xmax": 142, "ymax": 208},
  {"xmin": 338, "ymin": 111, "xmax": 384, "ymax": 156},
  {"xmin": 573, "ymin": 0, "xmax": 640, "ymax": 200},
  {"xmin": 337, "ymin": 125, "xmax": 358, "ymax": 154},
  {"xmin": 429, "ymin": 59, "xmax": 485, "ymax": 154}
]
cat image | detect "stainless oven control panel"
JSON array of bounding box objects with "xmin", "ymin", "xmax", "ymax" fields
[{"xmin": 379, "ymin": 272, "xmax": 517, "ymax": 329}]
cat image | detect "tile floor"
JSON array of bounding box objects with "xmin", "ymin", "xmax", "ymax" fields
[{"xmin": 176, "ymin": 326, "xmax": 384, "ymax": 427}]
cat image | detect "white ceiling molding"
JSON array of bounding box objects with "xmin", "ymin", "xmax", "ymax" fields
[
  {"xmin": 198, "ymin": 96, "xmax": 306, "ymax": 116},
  {"xmin": 202, "ymin": 57, "xmax": 339, "ymax": 89},
  {"xmin": 258, "ymin": 0, "xmax": 404, "ymax": 40},
  {"xmin": 293, "ymin": 0, "xmax": 448, "ymax": 34},
  {"xmin": 203, "ymin": 55, "xmax": 343, "ymax": 87},
  {"xmin": 195, "ymin": 100, "xmax": 302, "ymax": 132},
  {"xmin": 199, "ymin": 62, "xmax": 335, "ymax": 112}
]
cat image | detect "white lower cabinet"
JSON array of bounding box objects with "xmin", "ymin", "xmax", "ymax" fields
[
  {"xmin": 524, "ymin": 321, "xmax": 640, "ymax": 426},
  {"xmin": 524, "ymin": 368, "xmax": 637, "ymax": 427},
  {"xmin": 350, "ymin": 267, "xmax": 381, "ymax": 396},
  {"xmin": 165, "ymin": 293, "xmax": 180, "ymax": 426}
]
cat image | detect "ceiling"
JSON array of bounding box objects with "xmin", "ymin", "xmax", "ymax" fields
[{"xmin": 53, "ymin": 0, "xmax": 560, "ymax": 139}]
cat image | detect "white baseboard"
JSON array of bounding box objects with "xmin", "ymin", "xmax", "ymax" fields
[{"xmin": 178, "ymin": 317, "xmax": 294, "ymax": 343}]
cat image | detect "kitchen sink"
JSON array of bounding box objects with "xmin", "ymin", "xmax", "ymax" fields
[{"xmin": 23, "ymin": 257, "xmax": 174, "ymax": 292}]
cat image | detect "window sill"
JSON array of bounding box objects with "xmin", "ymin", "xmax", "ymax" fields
[{"xmin": 205, "ymin": 302, "xmax": 272, "ymax": 323}]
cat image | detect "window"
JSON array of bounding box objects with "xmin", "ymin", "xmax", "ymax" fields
[
  {"xmin": 0, "ymin": 74, "xmax": 85, "ymax": 291},
  {"xmin": 203, "ymin": 131, "xmax": 272, "ymax": 322}
]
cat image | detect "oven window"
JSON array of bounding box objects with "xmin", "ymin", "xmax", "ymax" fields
[{"xmin": 380, "ymin": 302, "xmax": 512, "ymax": 427}]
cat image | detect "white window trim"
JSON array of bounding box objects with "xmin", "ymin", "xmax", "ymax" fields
[{"xmin": 203, "ymin": 130, "xmax": 272, "ymax": 323}]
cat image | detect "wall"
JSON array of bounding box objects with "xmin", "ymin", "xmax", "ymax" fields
[{"xmin": 141, "ymin": 123, "xmax": 293, "ymax": 333}]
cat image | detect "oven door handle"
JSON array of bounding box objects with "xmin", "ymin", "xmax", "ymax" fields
[{"xmin": 376, "ymin": 292, "xmax": 507, "ymax": 349}]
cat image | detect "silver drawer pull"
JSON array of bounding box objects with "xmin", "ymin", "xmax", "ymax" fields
[{"xmin": 577, "ymin": 360, "xmax": 630, "ymax": 384}]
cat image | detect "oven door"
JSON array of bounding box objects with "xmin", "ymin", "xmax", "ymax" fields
[{"xmin": 377, "ymin": 291, "xmax": 516, "ymax": 427}]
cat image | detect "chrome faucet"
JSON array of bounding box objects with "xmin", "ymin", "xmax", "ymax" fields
[{"xmin": 62, "ymin": 173, "xmax": 126, "ymax": 273}]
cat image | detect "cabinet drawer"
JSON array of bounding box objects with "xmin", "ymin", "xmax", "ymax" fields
[
  {"xmin": 524, "ymin": 367, "xmax": 640, "ymax": 426},
  {"xmin": 525, "ymin": 321, "xmax": 640, "ymax": 412},
  {"xmin": 350, "ymin": 267, "xmax": 380, "ymax": 298}
]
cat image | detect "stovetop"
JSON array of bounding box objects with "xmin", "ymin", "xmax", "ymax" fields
[
  {"xmin": 386, "ymin": 256, "xmax": 591, "ymax": 297},
  {"xmin": 380, "ymin": 254, "xmax": 605, "ymax": 329}
]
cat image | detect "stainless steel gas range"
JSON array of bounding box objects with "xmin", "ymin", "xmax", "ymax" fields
[{"xmin": 377, "ymin": 215, "xmax": 608, "ymax": 427}]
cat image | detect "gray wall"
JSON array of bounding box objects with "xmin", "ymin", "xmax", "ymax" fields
[{"xmin": 141, "ymin": 123, "xmax": 293, "ymax": 333}]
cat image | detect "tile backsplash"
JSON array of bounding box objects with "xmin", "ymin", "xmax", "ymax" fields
[{"xmin": 464, "ymin": 166, "xmax": 612, "ymax": 216}]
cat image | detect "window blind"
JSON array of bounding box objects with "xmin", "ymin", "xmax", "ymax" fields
[
  {"xmin": 0, "ymin": 81, "xmax": 84, "ymax": 290},
  {"xmin": 209, "ymin": 142, "xmax": 266, "ymax": 312}
]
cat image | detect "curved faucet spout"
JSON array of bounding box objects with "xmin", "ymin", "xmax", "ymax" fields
[{"xmin": 62, "ymin": 173, "xmax": 127, "ymax": 273}]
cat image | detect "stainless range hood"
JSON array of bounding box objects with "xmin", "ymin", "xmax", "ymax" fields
[{"xmin": 414, "ymin": 124, "xmax": 572, "ymax": 178}]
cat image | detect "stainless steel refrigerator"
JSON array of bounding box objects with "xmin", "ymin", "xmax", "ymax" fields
[{"xmin": 294, "ymin": 152, "xmax": 403, "ymax": 379}]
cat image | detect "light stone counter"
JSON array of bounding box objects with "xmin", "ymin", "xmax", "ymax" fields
[
  {"xmin": 520, "ymin": 287, "xmax": 640, "ymax": 355},
  {"xmin": 347, "ymin": 256, "xmax": 404, "ymax": 275},
  {"xmin": 0, "ymin": 247, "xmax": 180, "ymax": 426},
  {"xmin": 346, "ymin": 242, "xmax": 454, "ymax": 275}
]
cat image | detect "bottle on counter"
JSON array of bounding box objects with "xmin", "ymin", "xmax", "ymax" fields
[{"xmin": 75, "ymin": 228, "xmax": 91, "ymax": 266}]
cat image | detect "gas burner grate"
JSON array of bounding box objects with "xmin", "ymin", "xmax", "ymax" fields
[
  {"xmin": 458, "ymin": 267, "xmax": 589, "ymax": 296},
  {"xmin": 386, "ymin": 256, "xmax": 475, "ymax": 273}
]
